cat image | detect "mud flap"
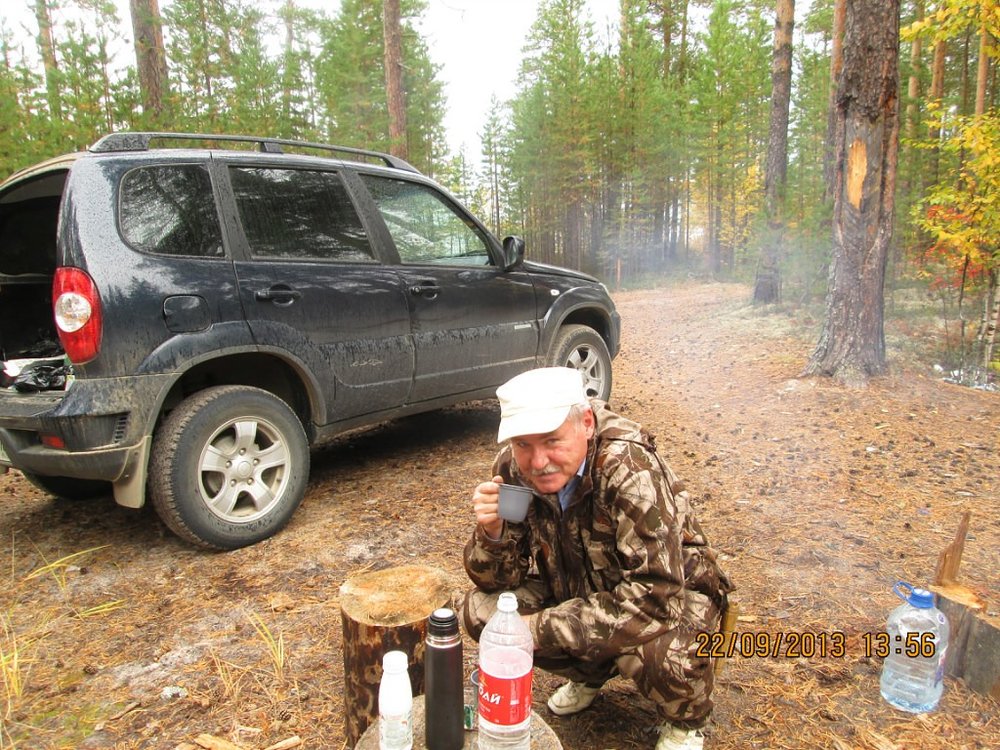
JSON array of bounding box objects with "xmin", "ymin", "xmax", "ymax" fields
[{"xmin": 112, "ymin": 435, "xmax": 150, "ymax": 508}]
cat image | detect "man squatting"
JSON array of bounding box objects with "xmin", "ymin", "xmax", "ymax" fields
[{"xmin": 462, "ymin": 367, "xmax": 733, "ymax": 750}]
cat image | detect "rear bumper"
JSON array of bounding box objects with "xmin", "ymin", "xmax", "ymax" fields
[
  {"xmin": 0, "ymin": 431, "xmax": 133, "ymax": 481},
  {"xmin": 0, "ymin": 374, "xmax": 170, "ymax": 482}
]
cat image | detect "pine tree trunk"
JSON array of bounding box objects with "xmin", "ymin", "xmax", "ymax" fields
[
  {"xmin": 678, "ymin": 0, "xmax": 689, "ymax": 81},
  {"xmin": 927, "ymin": 38, "xmax": 946, "ymax": 186},
  {"xmin": 659, "ymin": 0, "xmax": 673, "ymax": 77},
  {"xmin": 961, "ymin": 30, "xmax": 972, "ymax": 115},
  {"xmin": 754, "ymin": 0, "xmax": 794, "ymax": 305},
  {"xmin": 975, "ymin": 28, "xmax": 992, "ymax": 116},
  {"xmin": 33, "ymin": 0, "xmax": 61, "ymax": 120},
  {"xmin": 129, "ymin": 0, "xmax": 169, "ymax": 124},
  {"xmin": 803, "ymin": 0, "xmax": 901, "ymax": 383},
  {"xmin": 906, "ymin": 0, "xmax": 924, "ymax": 141},
  {"xmin": 823, "ymin": 0, "xmax": 847, "ymax": 196},
  {"xmin": 383, "ymin": 0, "xmax": 408, "ymax": 159},
  {"xmin": 764, "ymin": 0, "xmax": 794, "ymax": 211},
  {"xmin": 281, "ymin": 0, "xmax": 294, "ymax": 128}
]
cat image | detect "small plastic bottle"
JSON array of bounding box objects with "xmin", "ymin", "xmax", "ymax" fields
[
  {"xmin": 425, "ymin": 607, "xmax": 464, "ymax": 750},
  {"xmin": 879, "ymin": 581, "xmax": 950, "ymax": 713},
  {"xmin": 478, "ymin": 592, "xmax": 533, "ymax": 750},
  {"xmin": 379, "ymin": 650, "xmax": 413, "ymax": 750}
]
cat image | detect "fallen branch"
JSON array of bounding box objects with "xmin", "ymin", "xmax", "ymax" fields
[
  {"xmin": 194, "ymin": 735, "xmax": 244, "ymax": 750},
  {"xmin": 264, "ymin": 738, "xmax": 303, "ymax": 750},
  {"xmin": 94, "ymin": 700, "xmax": 140, "ymax": 731}
]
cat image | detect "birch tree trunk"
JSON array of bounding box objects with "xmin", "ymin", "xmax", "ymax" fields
[
  {"xmin": 383, "ymin": 0, "xmax": 408, "ymax": 159},
  {"xmin": 803, "ymin": 0, "xmax": 901, "ymax": 383},
  {"xmin": 972, "ymin": 23, "xmax": 993, "ymax": 369},
  {"xmin": 980, "ymin": 270, "xmax": 999, "ymax": 371}
]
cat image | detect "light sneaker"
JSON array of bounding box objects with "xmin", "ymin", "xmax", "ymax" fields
[
  {"xmin": 655, "ymin": 723, "xmax": 705, "ymax": 750},
  {"xmin": 546, "ymin": 681, "xmax": 601, "ymax": 716}
]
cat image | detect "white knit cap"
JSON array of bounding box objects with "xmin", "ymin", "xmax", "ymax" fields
[{"xmin": 496, "ymin": 367, "xmax": 589, "ymax": 443}]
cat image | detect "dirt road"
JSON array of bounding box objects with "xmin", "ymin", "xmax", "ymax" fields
[{"xmin": 1, "ymin": 282, "xmax": 996, "ymax": 749}]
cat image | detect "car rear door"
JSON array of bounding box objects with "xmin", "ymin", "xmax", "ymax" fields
[
  {"xmin": 357, "ymin": 173, "xmax": 538, "ymax": 403},
  {"xmin": 221, "ymin": 162, "xmax": 414, "ymax": 425}
]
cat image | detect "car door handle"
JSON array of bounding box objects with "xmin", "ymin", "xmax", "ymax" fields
[
  {"xmin": 255, "ymin": 286, "xmax": 302, "ymax": 305},
  {"xmin": 409, "ymin": 282, "xmax": 441, "ymax": 299}
]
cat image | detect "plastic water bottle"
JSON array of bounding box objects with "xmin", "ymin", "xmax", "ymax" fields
[
  {"xmin": 425, "ymin": 608, "xmax": 464, "ymax": 750},
  {"xmin": 478, "ymin": 592, "xmax": 533, "ymax": 750},
  {"xmin": 379, "ymin": 650, "xmax": 413, "ymax": 750},
  {"xmin": 879, "ymin": 581, "xmax": 950, "ymax": 713}
]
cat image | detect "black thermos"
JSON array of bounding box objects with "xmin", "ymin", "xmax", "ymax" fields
[{"xmin": 425, "ymin": 607, "xmax": 464, "ymax": 750}]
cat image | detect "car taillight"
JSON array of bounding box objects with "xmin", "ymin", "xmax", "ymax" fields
[{"xmin": 53, "ymin": 267, "xmax": 103, "ymax": 363}]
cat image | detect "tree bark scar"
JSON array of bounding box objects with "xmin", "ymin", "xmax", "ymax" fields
[{"xmin": 847, "ymin": 138, "xmax": 866, "ymax": 210}]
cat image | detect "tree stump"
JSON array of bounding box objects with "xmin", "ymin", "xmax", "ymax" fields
[
  {"xmin": 931, "ymin": 582, "xmax": 1000, "ymax": 699},
  {"xmin": 929, "ymin": 511, "xmax": 1000, "ymax": 700},
  {"xmin": 340, "ymin": 565, "xmax": 452, "ymax": 746}
]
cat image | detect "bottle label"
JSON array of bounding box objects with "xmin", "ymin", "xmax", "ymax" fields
[
  {"xmin": 478, "ymin": 666, "xmax": 533, "ymax": 726},
  {"xmin": 379, "ymin": 712, "xmax": 412, "ymax": 748}
]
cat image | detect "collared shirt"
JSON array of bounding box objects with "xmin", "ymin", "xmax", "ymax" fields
[{"xmin": 558, "ymin": 459, "xmax": 587, "ymax": 511}]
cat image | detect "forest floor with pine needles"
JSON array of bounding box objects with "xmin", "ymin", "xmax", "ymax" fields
[{"xmin": 0, "ymin": 281, "xmax": 997, "ymax": 750}]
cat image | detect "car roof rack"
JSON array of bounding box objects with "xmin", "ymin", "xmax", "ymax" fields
[{"xmin": 89, "ymin": 132, "xmax": 421, "ymax": 173}]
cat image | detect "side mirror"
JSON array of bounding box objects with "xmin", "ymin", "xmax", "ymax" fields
[{"xmin": 501, "ymin": 235, "xmax": 525, "ymax": 271}]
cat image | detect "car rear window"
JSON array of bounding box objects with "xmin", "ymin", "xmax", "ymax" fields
[
  {"xmin": 230, "ymin": 167, "xmax": 374, "ymax": 262},
  {"xmin": 119, "ymin": 164, "xmax": 224, "ymax": 258}
]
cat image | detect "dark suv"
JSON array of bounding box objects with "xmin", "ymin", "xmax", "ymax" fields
[{"xmin": 0, "ymin": 132, "xmax": 620, "ymax": 549}]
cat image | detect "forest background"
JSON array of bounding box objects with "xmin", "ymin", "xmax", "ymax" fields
[{"xmin": 0, "ymin": 0, "xmax": 998, "ymax": 383}]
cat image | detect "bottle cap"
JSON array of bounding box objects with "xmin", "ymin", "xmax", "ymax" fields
[
  {"xmin": 892, "ymin": 581, "xmax": 934, "ymax": 608},
  {"xmin": 428, "ymin": 607, "xmax": 459, "ymax": 636},
  {"xmin": 908, "ymin": 588, "xmax": 934, "ymax": 608},
  {"xmin": 382, "ymin": 650, "xmax": 408, "ymax": 673},
  {"xmin": 497, "ymin": 591, "xmax": 519, "ymax": 613}
]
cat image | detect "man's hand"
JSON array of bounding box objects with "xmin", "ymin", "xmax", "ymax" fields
[{"xmin": 473, "ymin": 475, "xmax": 504, "ymax": 540}]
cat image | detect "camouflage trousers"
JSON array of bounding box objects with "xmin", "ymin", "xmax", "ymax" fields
[{"xmin": 462, "ymin": 578, "xmax": 722, "ymax": 728}]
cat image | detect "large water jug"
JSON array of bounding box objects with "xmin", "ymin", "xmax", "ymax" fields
[{"xmin": 879, "ymin": 581, "xmax": 949, "ymax": 713}]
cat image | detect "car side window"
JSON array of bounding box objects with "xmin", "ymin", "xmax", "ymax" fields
[
  {"xmin": 361, "ymin": 174, "xmax": 492, "ymax": 265},
  {"xmin": 230, "ymin": 167, "xmax": 374, "ymax": 262},
  {"xmin": 120, "ymin": 164, "xmax": 224, "ymax": 258}
]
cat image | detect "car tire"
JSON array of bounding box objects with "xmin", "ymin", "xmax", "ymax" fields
[
  {"xmin": 148, "ymin": 385, "xmax": 310, "ymax": 550},
  {"xmin": 546, "ymin": 324, "xmax": 613, "ymax": 401},
  {"xmin": 21, "ymin": 472, "xmax": 111, "ymax": 501}
]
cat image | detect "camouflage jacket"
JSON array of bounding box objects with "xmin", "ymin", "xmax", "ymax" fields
[{"xmin": 464, "ymin": 401, "xmax": 732, "ymax": 663}]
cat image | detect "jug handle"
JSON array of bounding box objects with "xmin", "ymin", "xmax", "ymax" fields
[{"xmin": 892, "ymin": 581, "xmax": 914, "ymax": 603}]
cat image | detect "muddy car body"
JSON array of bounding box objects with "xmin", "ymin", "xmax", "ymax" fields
[{"xmin": 0, "ymin": 133, "xmax": 620, "ymax": 549}]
